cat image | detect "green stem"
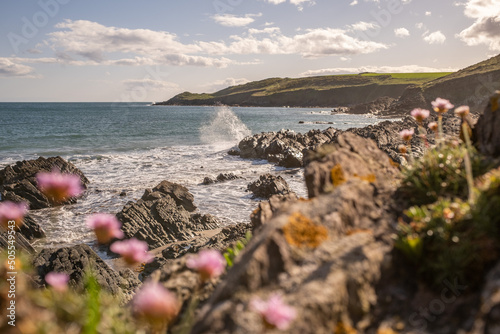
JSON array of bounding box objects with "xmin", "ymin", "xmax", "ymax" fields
[
  {"xmin": 437, "ymin": 114, "xmax": 443, "ymax": 142},
  {"xmin": 462, "ymin": 122, "xmax": 475, "ymax": 204}
]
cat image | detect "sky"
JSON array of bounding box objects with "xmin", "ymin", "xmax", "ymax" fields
[{"xmin": 0, "ymin": 0, "xmax": 499, "ymax": 102}]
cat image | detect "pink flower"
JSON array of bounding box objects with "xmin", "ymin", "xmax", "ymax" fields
[
  {"xmin": 86, "ymin": 213, "xmax": 124, "ymax": 244},
  {"xmin": 186, "ymin": 249, "xmax": 226, "ymax": 281},
  {"xmin": 250, "ymin": 294, "xmax": 297, "ymax": 330},
  {"xmin": 0, "ymin": 201, "xmax": 28, "ymax": 229},
  {"xmin": 110, "ymin": 238, "xmax": 153, "ymax": 266},
  {"xmin": 36, "ymin": 169, "xmax": 84, "ymax": 203},
  {"xmin": 132, "ymin": 282, "xmax": 179, "ymax": 326},
  {"xmin": 455, "ymin": 105, "xmax": 470, "ymax": 118},
  {"xmin": 428, "ymin": 122, "xmax": 438, "ymax": 132},
  {"xmin": 45, "ymin": 272, "xmax": 69, "ymax": 292},
  {"xmin": 431, "ymin": 98, "xmax": 454, "ymax": 113},
  {"xmin": 399, "ymin": 129, "xmax": 414, "ymax": 142},
  {"xmin": 411, "ymin": 108, "xmax": 430, "ymax": 123}
]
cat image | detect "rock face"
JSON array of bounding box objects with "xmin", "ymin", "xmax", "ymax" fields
[
  {"xmin": 33, "ymin": 244, "xmax": 140, "ymax": 295},
  {"xmin": 0, "ymin": 231, "xmax": 35, "ymax": 254},
  {"xmin": 191, "ymin": 133, "xmax": 399, "ymax": 334},
  {"xmin": 250, "ymin": 193, "xmax": 299, "ymax": 229},
  {"xmin": 19, "ymin": 215, "xmax": 46, "ymax": 241},
  {"xmin": 238, "ymin": 128, "xmax": 337, "ymax": 167},
  {"xmin": 141, "ymin": 180, "xmax": 196, "ymax": 212},
  {"xmin": 143, "ymin": 223, "xmax": 251, "ymax": 277},
  {"xmin": 247, "ymin": 174, "xmax": 294, "ymax": 199},
  {"xmin": 474, "ymin": 91, "xmax": 500, "ymax": 157},
  {"xmin": 202, "ymin": 173, "xmax": 241, "ymax": 185},
  {"xmin": 0, "ymin": 156, "xmax": 89, "ymax": 209},
  {"xmin": 348, "ymin": 96, "xmax": 397, "ymax": 115},
  {"xmin": 117, "ymin": 181, "xmax": 220, "ymax": 250}
]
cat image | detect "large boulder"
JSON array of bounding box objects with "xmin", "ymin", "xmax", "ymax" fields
[
  {"xmin": 474, "ymin": 91, "xmax": 500, "ymax": 157},
  {"xmin": 117, "ymin": 181, "xmax": 220, "ymax": 250},
  {"xmin": 0, "ymin": 156, "xmax": 89, "ymax": 209},
  {"xmin": 247, "ymin": 174, "xmax": 294, "ymax": 199},
  {"xmin": 141, "ymin": 180, "xmax": 196, "ymax": 212},
  {"xmin": 32, "ymin": 244, "xmax": 140, "ymax": 295},
  {"xmin": 19, "ymin": 215, "xmax": 46, "ymax": 241}
]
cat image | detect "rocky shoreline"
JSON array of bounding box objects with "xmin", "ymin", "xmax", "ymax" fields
[{"xmin": 2, "ymin": 94, "xmax": 500, "ymax": 333}]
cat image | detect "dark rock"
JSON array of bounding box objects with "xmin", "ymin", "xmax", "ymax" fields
[
  {"xmin": 0, "ymin": 156, "xmax": 89, "ymax": 210},
  {"xmin": 118, "ymin": 181, "xmax": 220, "ymax": 250},
  {"xmin": 474, "ymin": 91, "xmax": 500, "ymax": 157},
  {"xmin": 32, "ymin": 244, "xmax": 138, "ymax": 295},
  {"xmin": 0, "ymin": 231, "xmax": 35, "ymax": 254},
  {"xmin": 278, "ymin": 147, "xmax": 303, "ymax": 168},
  {"xmin": 119, "ymin": 191, "xmax": 127, "ymax": 197},
  {"xmin": 202, "ymin": 177, "xmax": 215, "ymax": 185},
  {"xmin": 238, "ymin": 128, "xmax": 337, "ymax": 166},
  {"xmin": 348, "ymin": 96, "xmax": 397, "ymax": 115},
  {"xmin": 227, "ymin": 148, "xmax": 241, "ymax": 156},
  {"xmin": 141, "ymin": 180, "xmax": 196, "ymax": 212},
  {"xmin": 18, "ymin": 215, "xmax": 46, "ymax": 241},
  {"xmin": 247, "ymin": 174, "xmax": 294, "ymax": 199},
  {"xmin": 216, "ymin": 173, "xmax": 240, "ymax": 182}
]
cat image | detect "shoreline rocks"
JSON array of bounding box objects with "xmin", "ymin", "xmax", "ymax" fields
[
  {"xmin": 0, "ymin": 156, "xmax": 89, "ymax": 209},
  {"xmin": 247, "ymin": 174, "xmax": 294, "ymax": 199}
]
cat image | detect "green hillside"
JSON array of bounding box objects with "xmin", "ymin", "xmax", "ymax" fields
[{"xmin": 156, "ymin": 72, "xmax": 452, "ymax": 107}]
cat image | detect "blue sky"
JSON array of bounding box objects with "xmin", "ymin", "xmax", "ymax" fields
[{"xmin": 0, "ymin": 0, "xmax": 499, "ymax": 102}]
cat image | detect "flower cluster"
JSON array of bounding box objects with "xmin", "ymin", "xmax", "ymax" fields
[
  {"xmin": 86, "ymin": 213, "xmax": 124, "ymax": 244},
  {"xmin": 110, "ymin": 238, "xmax": 154, "ymax": 266},
  {"xmin": 36, "ymin": 169, "xmax": 84, "ymax": 203},
  {"xmin": 186, "ymin": 249, "xmax": 226, "ymax": 281},
  {"xmin": 250, "ymin": 294, "xmax": 297, "ymax": 330},
  {"xmin": 0, "ymin": 201, "xmax": 28, "ymax": 229}
]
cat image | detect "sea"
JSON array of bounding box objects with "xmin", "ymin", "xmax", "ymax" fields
[{"xmin": 0, "ymin": 102, "xmax": 398, "ymax": 251}]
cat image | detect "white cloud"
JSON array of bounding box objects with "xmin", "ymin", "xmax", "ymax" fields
[
  {"xmin": 425, "ymin": 11, "xmax": 432, "ymax": 16},
  {"xmin": 350, "ymin": 0, "xmax": 359, "ymax": 5},
  {"xmin": 457, "ymin": 0, "xmax": 500, "ymax": 51},
  {"xmin": 423, "ymin": 31, "xmax": 447, "ymax": 44},
  {"xmin": 300, "ymin": 65, "xmax": 457, "ymax": 76},
  {"xmin": 263, "ymin": 0, "xmax": 315, "ymax": 10},
  {"xmin": 211, "ymin": 13, "xmax": 262, "ymax": 27},
  {"xmin": 394, "ymin": 28, "xmax": 410, "ymax": 38},
  {"xmin": 0, "ymin": 58, "xmax": 36, "ymax": 77},
  {"xmin": 349, "ymin": 21, "xmax": 380, "ymax": 31}
]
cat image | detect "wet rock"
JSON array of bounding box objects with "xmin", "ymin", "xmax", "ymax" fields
[
  {"xmin": 227, "ymin": 148, "xmax": 241, "ymax": 156},
  {"xmin": 18, "ymin": 215, "xmax": 46, "ymax": 241},
  {"xmin": 216, "ymin": 173, "xmax": 240, "ymax": 182},
  {"xmin": 238, "ymin": 128, "xmax": 336, "ymax": 166},
  {"xmin": 474, "ymin": 91, "xmax": 500, "ymax": 157},
  {"xmin": 278, "ymin": 147, "xmax": 303, "ymax": 168},
  {"xmin": 247, "ymin": 174, "xmax": 294, "ymax": 199},
  {"xmin": 0, "ymin": 156, "xmax": 89, "ymax": 209},
  {"xmin": 0, "ymin": 231, "xmax": 35, "ymax": 254},
  {"xmin": 32, "ymin": 244, "xmax": 138, "ymax": 295},
  {"xmin": 118, "ymin": 181, "xmax": 220, "ymax": 250},
  {"xmin": 141, "ymin": 180, "xmax": 196, "ymax": 212},
  {"xmin": 202, "ymin": 177, "xmax": 215, "ymax": 185}
]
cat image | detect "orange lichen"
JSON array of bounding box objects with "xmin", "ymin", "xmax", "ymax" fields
[
  {"xmin": 330, "ymin": 164, "xmax": 347, "ymax": 187},
  {"xmin": 298, "ymin": 197, "xmax": 311, "ymax": 202},
  {"xmin": 377, "ymin": 329, "xmax": 398, "ymax": 334},
  {"xmin": 353, "ymin": 173, "xmax": 377, "ymax": 183},
  {"xmin": 389, "ymin": 158, "xmax": 400, "ymax": 168},
  {"xmin": 334, "ymin": 322, "xmax": 358, "ymax": 334},
  {"xmin": 283, "ymin": 212, "xmax": 328, "ymax": 248},
  {"xmin": 491, "ymin": 92, "xmax": 499, "ymax": 112}
]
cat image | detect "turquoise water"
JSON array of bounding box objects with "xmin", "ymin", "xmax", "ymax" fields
[{"xmin": 0, "ymin": 103, "xmax": 396, "ymax": 248}]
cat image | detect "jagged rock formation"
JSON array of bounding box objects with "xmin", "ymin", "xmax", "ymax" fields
[
  {"xmin": 0, "ymin": 156, "xmax": 89, "ymax": 209},
  {"xmin": 247, "ymin": 174, "xmax": 294, "ymax": 199}
]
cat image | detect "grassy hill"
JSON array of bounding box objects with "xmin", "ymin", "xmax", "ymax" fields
[{"xmin": 156, "ymin": 72, "xmax": 452, "ymax": 107}]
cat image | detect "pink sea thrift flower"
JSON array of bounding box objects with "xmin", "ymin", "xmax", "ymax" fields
[
  {"xmin": 455, "ymin": 105, "xmax": 470, "ymax": 118},
  {"xmin": 250, "ymin": 294, "xmax": 297, "ymax": 330},
  {"xmin": 428, "ymin": 122, "xmax": 438, "ymax": 132},
  {"xmin": 399, "ymin": 129, "xmax": 414, "ymax": 142},
  {"xmin": 86, "ymin": 213, "xmax": 124, "ymax": 244},
  {"xmin": 110, "ymin": 238, "xmax": 153, "ymax": 266},
  {"xmin": 411, "ymin": 108, "xmax": 430, "ymax": 123},
  {"xmin": 133, "ymin": 282, "xmax": 179, "ymax": 326},
  {"xmin": 36, "ymin": 169, "xmax": 84, "ymax": 203},
  {"xmin": 45, "ymin": 272, "xmax": 69, "ymax": 292},
  {"xmin": 186, "ymin": 249, "xmax": 226, "ymax": 281},
  {"xmin": 432, "ymin": 98, "xmax": 454, "ymax": 113},
  {"xmin": 0, "ymin": 201, "xmax": 28, "ymax": 229}
]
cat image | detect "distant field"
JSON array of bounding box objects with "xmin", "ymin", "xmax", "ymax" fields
[{"xmin": 360, "ymin": 72, "xmax": 453, "ymax": 79}]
